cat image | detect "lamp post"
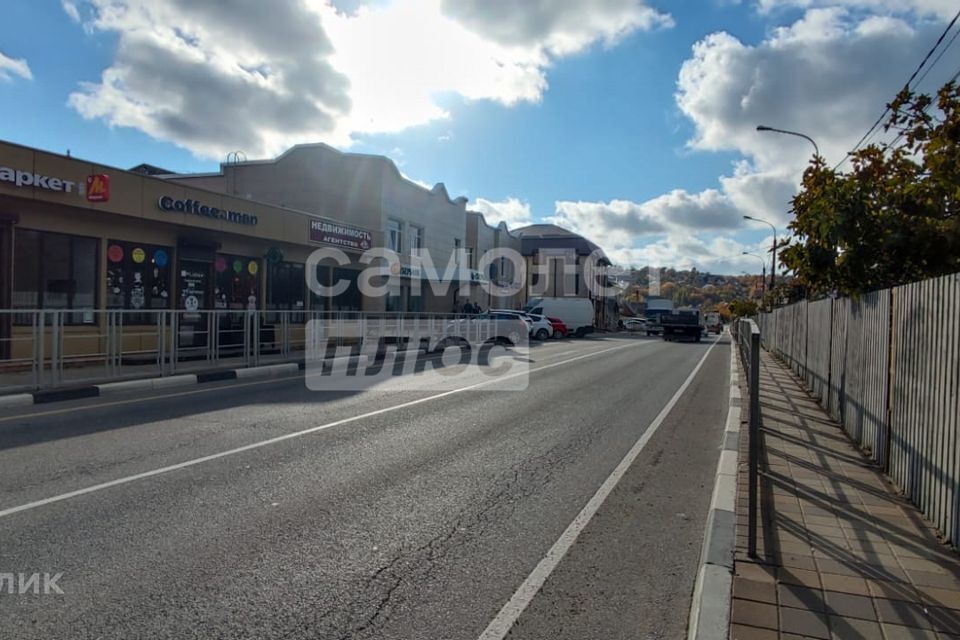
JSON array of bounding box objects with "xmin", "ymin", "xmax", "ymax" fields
[
  {"xmin": 756, "ymin": 125, "xmax": 820, "ymax": 160},
  {"xmin": 742, "ymin": 252, "xmax": 766, "ymax": 298},
  {"xmin": 743, "ymin": 215, "xmax": 777, "ymax": 290}
]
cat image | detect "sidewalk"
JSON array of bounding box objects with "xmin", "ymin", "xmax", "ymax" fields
[{"xmin": 730, "ymin": 350, "xmax": 960, "ymax": 639}]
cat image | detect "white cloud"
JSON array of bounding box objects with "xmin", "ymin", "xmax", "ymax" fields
[
  {"xmin": 0, "ymin": 52, "xmax": 32, "ymax": 82},
  {"xmin": 754, "ymin": 0, "xmax": 957, "ymax": 20},
  {"xmin": 470, "ymin": 197, "xmax": 533, "ymax": 228},
  {"xmin": 440, "ymin": 0, "xmax": 673, "ymax": 55},
  {"xmin": 602, "ymin": 234, "xmax": 778, "ymax": 273},
  {"xmin": 66, "ymin": 0, "xmax": 671, "ymax": 159},
  {"xmin": 570, "ymin": 7, "xmax": 952, "ymax": 272},
  {"xmin": 62, "ymin": 0, "xmax": 81, "ymax": 22}
]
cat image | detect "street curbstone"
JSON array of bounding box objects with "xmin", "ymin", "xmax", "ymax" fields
[
  {"xmin": 96, "ymin": 379, "xmax": 156, "ymax": 395},
  {"xmin": 33, "ymin": 386, "xmax": 100, "ymax": 404},
  {"xmin": 710, "ymin": 470, "xmax": 737, "ymax": 513},
  {"xmin": 725, "ymin": 407, "xmax": 741, "ymax": 433},
  {"xmin": 234, "ymin": 363, "xmax": 300, "ymax": 379},
  {"xmin": 688, "ymin": 339, "xmax": 740, "ymax": 640},
  {"xmin": 0, "ymin": 393, "xmax": 35, "ymax": 409},
  {"xmin": 688, "ymin": 564, "xmax": 733, "ymax": 640},
  {"xmin": 722, "ymin": 430, "xmax": 739, "ymax": 451},
  {"xmin": 702, "ymin": 508, "xmax": 737, "ymax": 569},
  {"xmin": 151, "ymin": 374, "xmax": 198, "ymax": 390}
]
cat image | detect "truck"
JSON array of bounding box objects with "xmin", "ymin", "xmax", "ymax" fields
[
  {"xmin": 523, "ymin": 297, "xmax": 595, "ymax": 338},
  {"xmin": 643, "ymin": 298, "xmax": 674, "ymax": 336},
  {"xmin": 661, "ymin": 309, "xmax": 703, "ymax": 342},
  {"xmin": 704, "ymin": 312, "xmax": 722, "ymax": 334}
]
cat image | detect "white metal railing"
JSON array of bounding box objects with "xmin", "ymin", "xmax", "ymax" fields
[{"xmin": 0, "ymin": 309, "xmax": 491, "ymax": 394}]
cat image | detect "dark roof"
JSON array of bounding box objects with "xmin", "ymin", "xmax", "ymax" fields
[
  {"xmin": 513, "ymin": 224, "xmax": 611, "ymax": 264},
  {"xmin": 129, "ymin": 163, "xmax": 176, "ymax": 176}
]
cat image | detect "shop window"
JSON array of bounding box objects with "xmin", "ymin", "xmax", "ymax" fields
[
  {"xmin": 330, "ymin": 267, "xmax": 361, "ymax": 311},
  {"xmin": 267, "ymin": 261, "xmax": 305, "ymax": 322},
  {"xmin": 309, "ymin": 264, "xmax": 331, "ymax": 313},
  {"xmin": 13, "ymin": 229, "xmax": 98, "ymax": 324},
  {"xmin": 407, "ymin": 288, "xmax": 422, "ymax": 313},
  {"xmin": 385, "ymin": 283, "xmax": 402, "ymax": 312},
  {"xmin": 267, "ymin": 262, "xmax": 305, "ymax": 310},
  {"xmin": 106, "ymin": 240, "xmax": 172, "ymax": 322},
  {"xmin": 214, "ymin": 254, "xmax": 261, "ymax": 311}
]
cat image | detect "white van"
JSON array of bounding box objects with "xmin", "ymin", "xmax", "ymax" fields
[{"xmin": 524, "ymin": 297, "xmax": 595, "ymax": 337}]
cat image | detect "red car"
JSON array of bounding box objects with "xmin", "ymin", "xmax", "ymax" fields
[{"xmin": 547, "ymin": 316, "xmax": 569, "ymax": 338}]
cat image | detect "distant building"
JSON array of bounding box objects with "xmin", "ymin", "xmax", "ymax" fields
[{"xmin": 513, "ymin": 223, "xmax": 617, "ymax": 329}]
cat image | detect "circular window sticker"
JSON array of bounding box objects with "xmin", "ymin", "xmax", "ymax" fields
[
  {"xmin": 184, "ymin": 295, "xmax": 199, "ymax": 312},
  {"xmin": 154, "ymin": 249, "xmax": 169, "ymax": 267},
  {"xmin": 215, "ymin": 256, "xmax": 227, "ymax": 272},
  {"xmin": 132, "ymin": 247, "xmax": 146, "ymax": 263},
  {"xmin": 232, "ymin": 259, "xmax": 243, "ymax": 274},
  {"xmin": 107, "ymin": 244, "xmax": 124, "ymax": 263},
  {"xmin": 248, "ymin": 260, "xmax": 259, "ymax": 275}
]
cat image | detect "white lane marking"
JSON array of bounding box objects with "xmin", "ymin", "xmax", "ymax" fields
[
  {"xmin": 0, "ymin": 340, "xmax": 655, "ymax": 520},
  {"xmin": 477, "ymin": 337, "xmax": 721, "ymax": 640}
]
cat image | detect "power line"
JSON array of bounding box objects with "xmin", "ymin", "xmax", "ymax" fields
[
  {"xmin": 835, "ymin": 8, "xmax": 960, "ymax": 170},
  {"xmin": 886, "ymin": 63, "xmax": 960, "ymax": 151}
]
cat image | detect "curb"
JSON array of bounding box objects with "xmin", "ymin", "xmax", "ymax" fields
[
  {"xmin": 688, "ymin": 333, "xmax": 741, "ymax": 640},
  {"xmin": 97, "ymin": 374, "xmax": 198, "ymax": 396}
]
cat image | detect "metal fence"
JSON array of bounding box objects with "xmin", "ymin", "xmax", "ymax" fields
[
  {"xmin": 759, "ymin": 271, "xmax": 960, "ymax": 546},
  {"xmin": 0, "ymin": 310, "xmax": 495, "ymax": 394},
  {"xmin": 734, "ymin": 318, "xmax": 761, "ymax": 558}
]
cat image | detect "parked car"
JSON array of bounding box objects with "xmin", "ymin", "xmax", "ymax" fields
[
  {"xmin": 436, "ymin": 312, "xmax": 529, "ymax": 351},
  {"xmin": 489, "ymin": 309, "xmax": 552, "ymax": 340},
  {"xmin": 523, "ymin": 297, "xmax": 595, "ymax": 337},
  {"xmin": 525, "ymin": 313, "xmax": 555, "ymax": 341},
  {"xmin": 623, "ymin": 318, "xmax": 648, "ymax": 332},
  {"xmin": 547, "ymin": 316, "xmax": 569, "ymax": 338}
]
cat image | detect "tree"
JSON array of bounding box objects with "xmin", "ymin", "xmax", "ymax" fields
[
  {"xmin": 729, "ymin": 299, "xmax": 759, "ymax": 318},
  {"xmin": 780, "ymin": 81, "xmax": 960, "ymax": 296}
]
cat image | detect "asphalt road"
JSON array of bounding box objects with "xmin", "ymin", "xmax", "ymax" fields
[{"xmin": 0, "ymin": 333, "xmax": 730, "ymax": 640}]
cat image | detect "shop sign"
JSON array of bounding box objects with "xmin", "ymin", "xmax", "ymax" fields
[
  {"xmin": 388, "ymin": 262, "xmax": 422, "ymax": 278},
  {"xmin": 158, "ymin": 195, "xmax": 258, "ymax": 226},
  {"xmin": 308, "ymin": 218, "xmax": 373, "ymax": 251},
  {"xmin": 86, "ymin": 174, "xmax": 110, "ymax": 202},
  {"xmin": 0, "ymin": 165, "xmax": 78, "ymax": 193}
]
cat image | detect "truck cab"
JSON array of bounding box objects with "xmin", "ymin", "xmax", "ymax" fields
[{"xmin": 661, "ymin": 308, "xmax": 704, "ymax": 342}]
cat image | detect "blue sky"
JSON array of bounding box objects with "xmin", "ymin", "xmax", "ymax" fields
[{"xmin": 1, "ymin": 0, "xmax": 956, "ymax": 272}]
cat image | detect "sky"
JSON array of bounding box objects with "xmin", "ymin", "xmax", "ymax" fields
[{"xmin": 1, "ymin": 0, "xmax": 958, "ymax": 274}]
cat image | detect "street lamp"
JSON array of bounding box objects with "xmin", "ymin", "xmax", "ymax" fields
[
  {"xmin": 741, "ymin": 252, "xmax": 766, "ymax": 298},
  {"xmin": 743, "ymin": 215, "xmax": 777, "ymax": 290},
  {"xmin": 756, "ymin": 125, "xmax": 820, "ymax": 159}
]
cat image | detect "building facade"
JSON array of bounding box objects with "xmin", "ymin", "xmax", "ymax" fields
[
  {"xmin": 168, "ymin": 143, "xmax": 499, "ymax": 313},
  {"xmin": 0, "ymin": 139, "xmax": 545, "ymax": 364},
  {"xmin": 514, "ymin": 224, "xmax": 617, "ymax": 329},
  {"xmin": 463, "ymin": 211, "xmax": 524, "ymax": 311}
]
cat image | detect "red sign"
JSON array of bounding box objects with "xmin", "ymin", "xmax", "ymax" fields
[
  {"xmin": 86, "ymin": 174, "xmax": 110, "ymax": 202},
  {"xmin": 309, "ymin": 218, "xmax": 373, "ymax": 251}
]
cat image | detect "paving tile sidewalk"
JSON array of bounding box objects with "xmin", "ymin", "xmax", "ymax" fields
[{"xmin": 729, "ymin": 350, "xmax": 960, "ymax": 640}]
